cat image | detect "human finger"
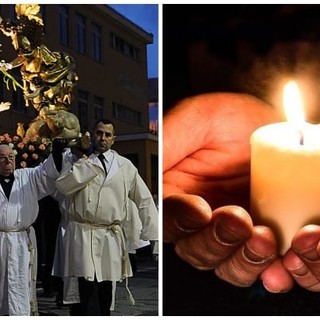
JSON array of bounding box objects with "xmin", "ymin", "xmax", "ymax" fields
[
  {"xmin": 215, "ymin": 225, "xmax": 277, "ymax": 287},
  {"xmin": 175, "ymin": 205, "xmax": 253, "ymax": 270},
  {"xmin": 260, "ymin": 259, "xmax": 294, "ymax": 293},
  {"xmin": 283, "ymin": 249, "xmax": 320, "ymax": 291},
  {"xmin": 283, "ymin": 225, "xmax": 320, "ymax": 291},
  {"xmin": 163, "ymin": 193, "xmax": 213, "ymax": 243}
]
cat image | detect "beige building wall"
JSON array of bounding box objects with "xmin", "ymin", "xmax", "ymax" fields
[{"xmin": 0, "ymin": 4, "xmax": 158, "ymax": 192}]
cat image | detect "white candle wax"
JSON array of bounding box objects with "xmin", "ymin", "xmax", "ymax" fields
[{"xmin": 250, "ymin": 121, "xmax": 320, "ymax": 255}]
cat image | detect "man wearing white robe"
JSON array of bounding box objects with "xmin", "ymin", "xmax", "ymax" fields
[
  {"xmin": 0, "ymin": 144, "xmax": 60, "ymax": 316},
  {"xmin": 55, "ymin": 119, "xmax": 158, "ymax": 316}
]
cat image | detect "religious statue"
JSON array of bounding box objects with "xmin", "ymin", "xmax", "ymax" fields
[{"xmin": 0, "ymin": 4, "xmax": 88, "ymax": 148}]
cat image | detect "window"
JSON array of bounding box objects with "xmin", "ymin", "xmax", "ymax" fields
[
  {"xmin": 91, "ymin": 23, "xmax": 101, "ymax": 62},
  {"xmin": 151, "ymin": 153, "xmax": 158, "ymax": 194},
  {"xmin": 58, "ymin": 5, "xmax": 69, "ymax": 46},
  {"xmin": 94, "ymin": 96, "xmax": 104, "ymax": 121},
  {"xmin": 149, "ymin": 102, "xmax": 158, "ymax": 134},
  {"xmin": 124, "ymin": 153, "xmax": 139, "ymax": 169},
  {"xmin": 9, "ymin": 4, "xmax": 15, "ymax": 19},
  {"xmin": 112, "ymin": 102, "xmax": 141, "ymax": 126},
  {"xmin": 40, "ymin": 5, "xmax": 46, "ymax": 34},
  {"xmin": 110, "ymin": 32, "xmax": 140, "ymax": 62},
  {"xmin": 8, "ymin": 70, "xmax": 26, "ymax": 113},
  {"xmin": 12, "ymin": 88, "xmax": 26, "ymax": 113},
  {"xmin": 78, "ymin": 90, "xmax": 89, "ymax": 131},
  {"xmin": 76, "ymin": 13, "xmax": 86, "ymax": 54},
  {"xmin": 0, "ymin": 75, "xmax": 5, "ymax": 100}
]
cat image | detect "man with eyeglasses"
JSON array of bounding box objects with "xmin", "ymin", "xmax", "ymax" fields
[
  {"xmin": 0, "ymin": 153, "xmax": 16, "ymax": 199},
  {"xmin": 0, "ymin": 142, "xmax": 63, "ymax": 316}
]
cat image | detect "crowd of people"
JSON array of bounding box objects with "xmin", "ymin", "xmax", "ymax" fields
[{"xmin": 0, "ymin": 118, "xmax": 158, "ymax": 316}]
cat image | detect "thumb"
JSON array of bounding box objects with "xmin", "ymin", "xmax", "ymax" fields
[{"xmin": 163, "ymin": 193, "xmax": 212, "ymax": 243}]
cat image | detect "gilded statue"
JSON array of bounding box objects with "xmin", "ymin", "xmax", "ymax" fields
[{"xmin": 0, "ymin": 4, "xmax": 83, "ymax": 145}]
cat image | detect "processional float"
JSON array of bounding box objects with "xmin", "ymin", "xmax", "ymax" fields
[{"xmin": 0, "ymin": 4, "xmax": 89, "ymax": 149}]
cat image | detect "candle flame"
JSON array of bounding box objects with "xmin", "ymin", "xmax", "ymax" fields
[{"xmin": 283, "ymin": 80, "xmax": 305, "ymax": 125}]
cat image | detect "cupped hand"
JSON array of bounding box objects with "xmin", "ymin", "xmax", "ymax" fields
[
  {"xmin": 282, "ymin": 225, "xmax": 320, "ymax": 291},
  {"xmin": 163, "ymin": 93, "xmax": 296, "ymax": 291},
  {"xmin": 163, "ymin": 92, "xmax": 282, "ymax": 208}
]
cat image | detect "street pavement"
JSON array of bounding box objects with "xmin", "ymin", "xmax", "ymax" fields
[{"xmin": 36, "ymin": 256, "xmax": 159, "ymax": 316}]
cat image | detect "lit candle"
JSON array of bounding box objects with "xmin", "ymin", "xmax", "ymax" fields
[{"xmin": 250, "ymin": 80, "xmax": 320, "ymax": 255}]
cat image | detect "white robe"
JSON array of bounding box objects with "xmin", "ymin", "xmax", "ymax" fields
[
  {"xmin": 0, "ymin": 155, "xmax": 59, "ymax": 316},
  {"xmin": 55, "ymin": 150, "xmax": 158, "ymax": 306}
]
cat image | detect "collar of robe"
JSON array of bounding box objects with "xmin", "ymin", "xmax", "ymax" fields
[{"xmin": 0, "ymin": 173, "xmax": 14, "ymax": 183}]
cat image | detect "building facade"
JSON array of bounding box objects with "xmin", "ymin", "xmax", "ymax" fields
[{"xmin": 0, "ymin": 4, "xmax": 158, "ymax": 193}]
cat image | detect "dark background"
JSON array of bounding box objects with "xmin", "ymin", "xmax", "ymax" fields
[
  {"xmin": 163, "ymin": 4, "xmax": 320, "ymax": 122},
  {"xmin": 163, "ymin": 4, "xmax": 320, "ymax": 315}
]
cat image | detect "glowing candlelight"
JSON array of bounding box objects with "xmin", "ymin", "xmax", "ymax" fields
[
  {"xmin": 250, "ymin": 81, "xmax": 320, "ymax": 255},
  {"xmin": 283, "ymin": 81, "xmax": 305, "ymax": 144}
]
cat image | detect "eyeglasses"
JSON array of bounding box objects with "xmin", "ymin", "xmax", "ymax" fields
[{"xmin": 0, "ymin": 155, "xmax": 15, "ymax": 162}]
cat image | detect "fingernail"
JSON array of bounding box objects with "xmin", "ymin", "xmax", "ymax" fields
[
  {"xmin": 263, "ymin": 281, "xmax": 290, "ymax": 293},
  {"xmin": 242, "ymin": 244, "xmax": 275, "ymax": 265},
  {"xmin": 296, "ymin": 241, "xmax": 320, "ymax": 261},
  {"xmin": 174, "ymin": 219, "xmax": 198, "ymax": 233},
  {"xmin": 213, "ymin": 216, "xmax": 251, "ymax": 246}
]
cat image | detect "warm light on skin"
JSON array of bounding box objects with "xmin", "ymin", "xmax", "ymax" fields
[{"xmin": 283, "ymin": 81, "xmax": 305, "ymax": 126}]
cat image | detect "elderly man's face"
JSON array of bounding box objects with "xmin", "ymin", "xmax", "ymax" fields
[{"xmin": 0, "ymin": 145, "xmax": 15, "ymax": 176}]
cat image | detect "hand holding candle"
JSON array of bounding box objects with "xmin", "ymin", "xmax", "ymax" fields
[{"xmin": 250, "ymin": 80, "xmax": 320, "ymax": 255}]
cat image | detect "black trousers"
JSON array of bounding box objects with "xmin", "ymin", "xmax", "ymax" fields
[{"xmin": 78, "ymin": 277, "xmax": 113, "ymax": 316}]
